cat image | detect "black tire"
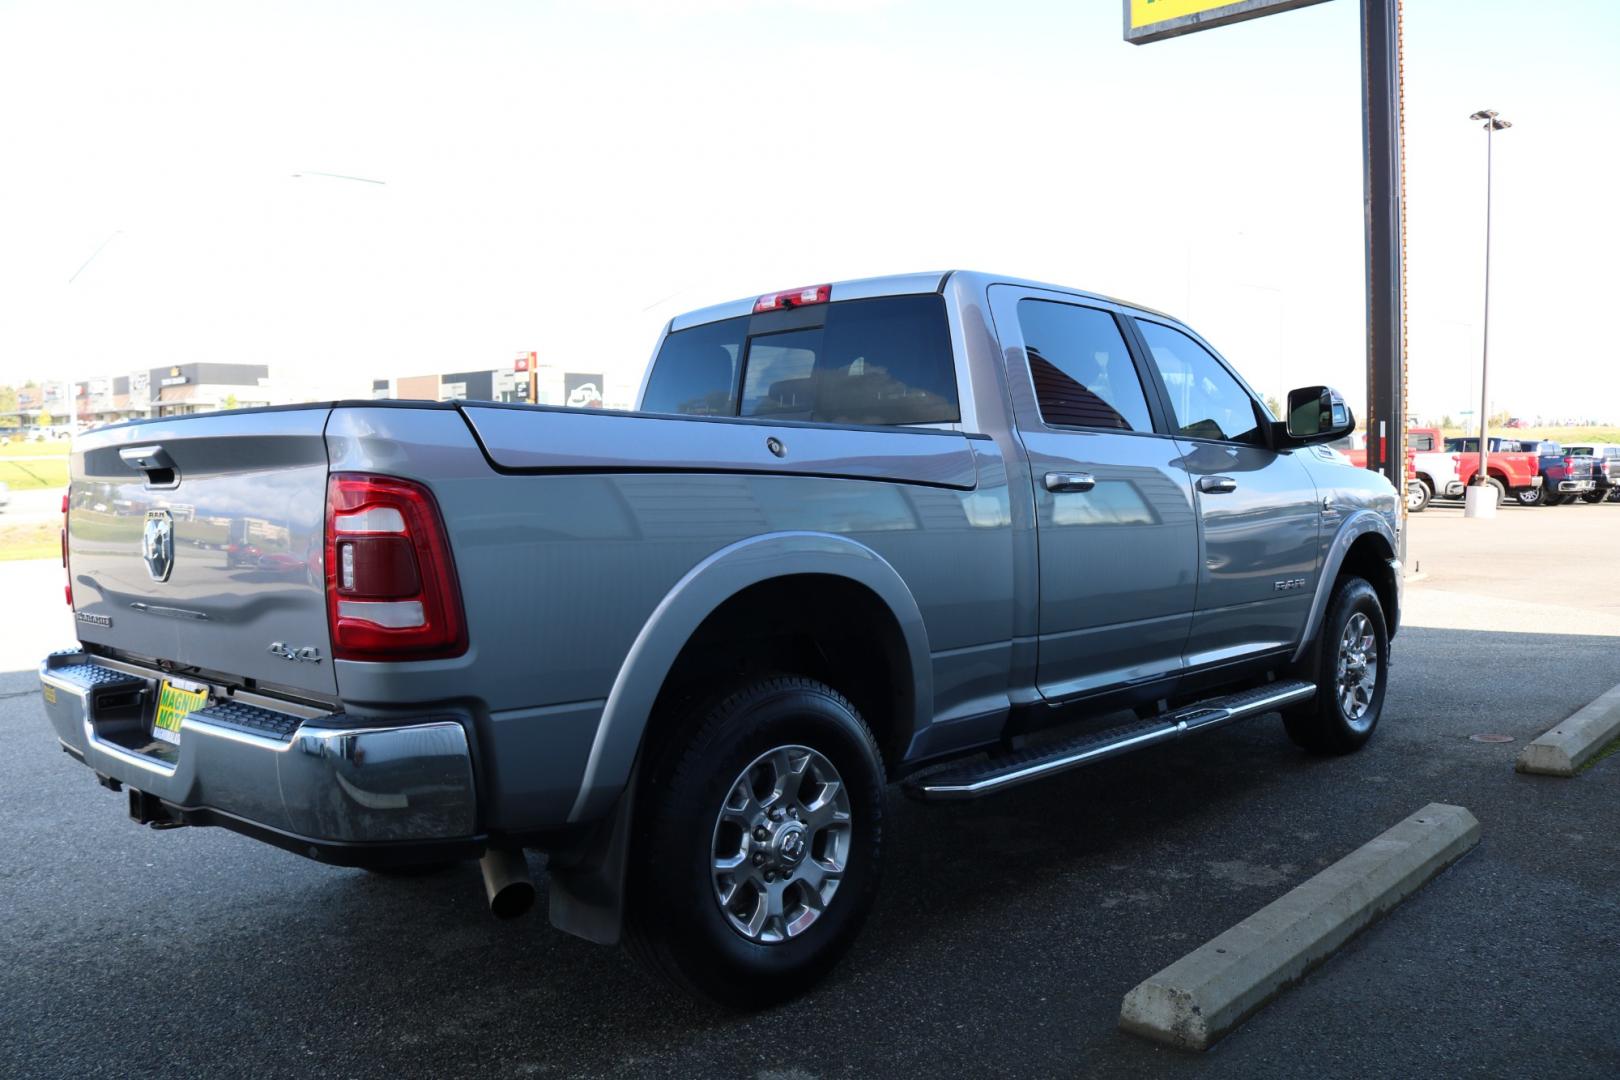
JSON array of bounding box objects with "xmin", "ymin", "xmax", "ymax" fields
[
  {"xmin": 1514, "ymin": 485, "xmax": 1544, "ymax": 506},
  {"xmin": 1581, "ymin": 491, "xmax": 1605, "ymax": 504},
  {"xmin": 1544, "ymin": 491, "xmax": 1564, "ymax": 506},
  {"xmin": 1283, "ymin": 576, "xmax": 1389, "ymax": 755},
  {"xmin": 1486, "ymin": 478, "xmax": 1509, "ymax": 505},
  {"xmin": 625, "ymin": 675, "xmax": 885, "ymax": 1008},
  {"xmin": 1406, "ymin": 480, "xmax": 1430, "ymax": 513}
]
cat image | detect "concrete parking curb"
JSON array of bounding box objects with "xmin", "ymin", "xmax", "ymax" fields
[
  {"xmin": 1118, "ymin": 802, "xmax": 1480, "ymax": 1051},
  {"xmin": 1516, "ymin": 681, "xmax": 1620, "ymax": 777}
]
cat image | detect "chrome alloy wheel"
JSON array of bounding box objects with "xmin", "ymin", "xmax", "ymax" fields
[
  {"xmin": 710, "ymin": 745, "xmax": 852, "ymax": 944},
  {"xmin": 1336, "ymin": 612, "xmax": 1379, "ymax": 727}
]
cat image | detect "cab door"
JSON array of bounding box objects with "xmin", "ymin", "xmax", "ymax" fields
[
  {"xmin": 988, "ymin": 285, "xmax": 1200, "ymax": 702},
  {"xmin": 1130, "ymin": 317, "xmax": 1321, "ymax": 668}
]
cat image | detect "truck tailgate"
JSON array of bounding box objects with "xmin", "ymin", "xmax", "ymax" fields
[{"xmin": 68, "ymin": 408, "xmax": 337, "ymax": 697}]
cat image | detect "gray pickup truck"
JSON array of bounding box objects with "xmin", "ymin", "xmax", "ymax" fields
[{"xmin": 40, "ymin": 271, "xmax": 1400, "ymax": 1005}]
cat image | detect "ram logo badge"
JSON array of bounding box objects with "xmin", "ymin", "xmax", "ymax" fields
[
  {"xmin": 1273, "ymin": 578, "xmax": 1307, "ymax": 592},
  {"xmin": 142, "ymin": 510, "xmax": 175, "ymax": 582}
]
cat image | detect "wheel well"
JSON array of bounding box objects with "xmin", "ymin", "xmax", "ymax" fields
[
  {"xmin": 645, "ymin": 575, "xmax": 914, "ymax": 776},
  {"xmin": 1339, "ymin": 533, "xmax": 1399, "ymax": 638}
]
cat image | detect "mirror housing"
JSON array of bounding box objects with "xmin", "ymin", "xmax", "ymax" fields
[{"xmin": 1281, "ymin": 385, "xmax": 1354, "ymax": 446}]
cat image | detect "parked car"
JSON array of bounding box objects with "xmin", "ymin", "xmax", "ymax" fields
[
  {"xmin": 1402, "ymin": 427, "xmax": 1465, "ymax": 508},
  {"xmin": 1555, "ymin": 443, "xmax": 1617, "ymax": 503},
  {"xmin": 1441, "ymin": 435, "xmax": 1544, "ymax": 505},
  {"xmin": 39, "ymin": 271, "xmax": 1402, "ymax": 1006},
  {"xmin": 1514, "ymin": 440, "xmax": 1596, "ymax": 505}
]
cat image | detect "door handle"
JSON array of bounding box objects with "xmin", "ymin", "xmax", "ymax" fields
[
  {"xmin": 1044, "ymin": 471, "xmax": 1096, "ymax": 494},
  {"xmin": 1197, "ymin": 475, "xmax": 1237, "ymax": 494}
]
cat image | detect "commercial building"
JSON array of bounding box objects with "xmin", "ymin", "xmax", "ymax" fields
[
  {"xmin": 373, "ymin": 357, "xmax": 634, "ymax": 410},
  {"xmin": 146, "ymin": 363, "xmax": 272, "ymax": 417}
]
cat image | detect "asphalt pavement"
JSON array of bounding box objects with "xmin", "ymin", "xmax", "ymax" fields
[{"xmin": 3, "ymin": 502, "xmax": 1618, "ymax": 1078}]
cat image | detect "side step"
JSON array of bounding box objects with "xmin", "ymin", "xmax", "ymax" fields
[{"xmin": 903, "ymin": 680, "xmax": 1316, "ymax": 802}]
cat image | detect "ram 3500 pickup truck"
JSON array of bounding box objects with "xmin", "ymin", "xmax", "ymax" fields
[{"xmin": 40, "ymin": 271, "xmax": 1401, "ymax": 1005}]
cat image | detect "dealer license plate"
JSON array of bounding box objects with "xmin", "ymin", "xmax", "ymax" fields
[{"xmin": 152, "ymin": 679, "xmax": 208, "ymax": 746}]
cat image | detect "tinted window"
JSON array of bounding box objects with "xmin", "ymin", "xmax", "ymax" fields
[
  {"xmin": 1137, "ymin": 321, "xmax": 1262, "ymax": 444},
  {"xmin": 1015, "ymin": 300, "xmax": 1153, "ymax": 432},
  {"xmin": 646, "ymin": 296, "xmax": 958, "ymax": 426},
  {"xmin": 1407, "ymin": 431, "xmax": 1435, "ymax": 451},
  {"xmin": 741, "ymin": 329, "xmax": 819, "ymax": 419},
  {"xmin": 641, "ymin": 316, "xmax": 746, "ymax": 416}
]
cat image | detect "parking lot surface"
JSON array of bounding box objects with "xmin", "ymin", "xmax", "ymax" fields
[{"xmin": 4, "ymin": 503, "xmax": 1618, "ymax": 1078}]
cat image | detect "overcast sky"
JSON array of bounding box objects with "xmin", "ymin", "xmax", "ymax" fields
[{"xmin": 1, "ymin": 0, "xmax": 1616, "ymax": 420}]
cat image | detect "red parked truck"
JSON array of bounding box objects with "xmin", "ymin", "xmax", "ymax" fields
[{"xmin": 1433, "ymin": 430, "xmax": 1543, "ymax": 505}]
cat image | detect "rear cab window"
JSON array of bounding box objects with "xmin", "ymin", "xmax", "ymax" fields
[{"xmin": 642, "ymin": 294, "xmax": 959, "ymax": 427}]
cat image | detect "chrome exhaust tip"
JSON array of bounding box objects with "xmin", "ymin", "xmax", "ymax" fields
[{"xmin": 479, "ymin": 847, "xmax": 535, "ymax": 919}]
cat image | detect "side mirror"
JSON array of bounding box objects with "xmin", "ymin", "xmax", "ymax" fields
[{"xmin": 1284, "ymin": 385, "xmax": 1354, "ymax": 445}]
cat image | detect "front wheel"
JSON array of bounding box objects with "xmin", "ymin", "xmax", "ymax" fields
[
  {"xmin": 625, "ymin": 676, "xmax": 885, "ymax": 1008},
  {"xmin": 1283, "ymin": 576, "xmax": 1389, "ymax": 755}
]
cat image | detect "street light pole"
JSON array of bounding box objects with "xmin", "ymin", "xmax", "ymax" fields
[{"xmin": 1469, "ymin": 109, "xmax": 1510, "ymax": 501}]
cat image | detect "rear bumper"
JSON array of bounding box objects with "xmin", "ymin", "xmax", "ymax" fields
[
  {"xmin": 1556, "ymin": 479, "xmax": 1595, "ymax": 494},
  {"xmin": 39, "ymin": 651, "xmax": 481, "ymax": 860}
]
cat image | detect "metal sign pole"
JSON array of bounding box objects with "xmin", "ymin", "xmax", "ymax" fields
[{"xmin": 1360, "ymin": 0, "xmax": 1404, "ymax": 498}]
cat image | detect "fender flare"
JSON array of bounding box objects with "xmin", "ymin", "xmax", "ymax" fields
[
  {"xmin": 565, "ymin": 531, "xmax": 933, "ymax": 823},
  {"xmin": 1292, "ymin": 509, "xmax": 1399, "ymax": 663}
]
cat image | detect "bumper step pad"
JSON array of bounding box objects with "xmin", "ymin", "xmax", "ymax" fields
[
  {"xmin": 189, "ymin": 700, "xmax": 308, "ymax": 742},
  {"xmin": 904, "ymin": 679, "xmax": 1317, "ymax": 801}
]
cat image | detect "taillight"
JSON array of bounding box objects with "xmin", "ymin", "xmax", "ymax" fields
[
  {"xmin": 325, "ymin": 473, "xmax": 466, "ymax": 661},
  {"xmin": 61, "ymin": 491, "xmax": 72, "ymax": 608},
  {"xmin": 1563, "ymin": 456, "xmax": 1574, "ymax": 470},
  {"xmin": 753, "ymin": 284, "xmax": 830, "ymax": 314}
]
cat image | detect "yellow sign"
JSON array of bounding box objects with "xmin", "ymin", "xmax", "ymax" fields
[{"xmin": 1125, "ymin": 0, "xmax": 1334, "ymax": 44}]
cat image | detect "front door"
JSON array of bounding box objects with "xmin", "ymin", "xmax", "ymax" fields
[
  {"xmin": 989, "ymin": 286, "xmax": 1200, "ymax": 702},
  {"xmin": 1132, "ymin": 318, "xmax": 1321, "ymax": 668}
]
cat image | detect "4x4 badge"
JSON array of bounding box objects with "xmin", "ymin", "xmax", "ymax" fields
[{"xmin": 142, "ymin": 510, "xmax": 175, "ymax": 582}]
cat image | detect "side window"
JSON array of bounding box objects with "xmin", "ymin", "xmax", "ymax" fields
[
  {"xmin": 1015, "ymin": 299, "xmax": 1154, "ymax": 432},
  {"xmin": 1407, "ymin": 431, "xmax": 1435, "ymax": 452},
  {"xmin": 1137, "ymin": 321, "xmax": 1263, "ymax": 444},
  {"xmin": 641, "ymin": 316, "xmax": 746, "ymax": 416}
]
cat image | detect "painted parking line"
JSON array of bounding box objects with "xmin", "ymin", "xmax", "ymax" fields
[
  {"xmin": 1118, "ymin": 802, "xmax": 1480, "ymax": 1051},
  {"xmin": 1517, "ymin": 681, "xmax": 1620, "ymax": 777}
]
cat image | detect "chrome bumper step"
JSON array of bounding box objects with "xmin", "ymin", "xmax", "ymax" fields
[{"xmin": 903, "ymin": 680, "xmax": 1317, "ymax": 801}]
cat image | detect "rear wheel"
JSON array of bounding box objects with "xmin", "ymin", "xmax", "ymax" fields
[
  {"xmin": 625, "ymin": 675, "xmax": 885, "ymax": 1008},
  {"xmin": 1486, "ymin": 478, "xmax": 1509, "ymax": 505},
  {"xmin": 1406, "ymin": 480, "xmax": 1430, "ymax": 513},
  {"xmin": 1283, "ymin": 576, "xmax": 1388, "ymax": 755},
  {"xmin": 1544, "ymin": 491, "xmax": 1564, "ymax": 506},
  {"xmin": 1514, "ymin": 485, "xmax": 1544, "ymax": 506},
  {"xmin": 1581, "ymin": 491, "xmax": 1605, "ymax": 504}
]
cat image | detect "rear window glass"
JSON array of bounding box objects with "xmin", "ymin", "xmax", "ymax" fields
[
  {"xmin": 643, "ymin": 295, "xmax": 959, "ymax": 427},
  {"xmin": 640, "ymin": 316, "xmax": 747, "ymax": 416}
]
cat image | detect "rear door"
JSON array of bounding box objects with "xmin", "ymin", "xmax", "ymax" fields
[
  {"xmin": 988, "ymin": 285, "xmax": 1199, "ymax": 700},
  {"xmin": 68, "ymin": 408, "xmax": 337, "ymax": 696},
  {"xmin": 1131, "ymin": 317, "xmax": 1321, "ymax": 668}
]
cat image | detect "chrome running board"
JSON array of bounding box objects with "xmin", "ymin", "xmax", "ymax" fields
[{"xmin": 903, "ymin": 680, "xmax": 1317, "ymax": 802}]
